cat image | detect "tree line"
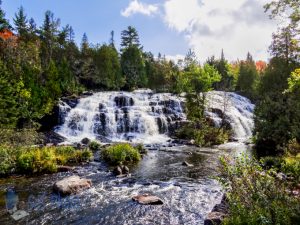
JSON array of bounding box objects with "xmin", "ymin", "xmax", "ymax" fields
[{"xmin": 0, "ymin": 0, "xmax": 299, "ymax": 156}]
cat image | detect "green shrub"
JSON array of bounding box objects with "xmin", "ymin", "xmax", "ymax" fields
[
  {"xmin": 260, "ymin": 156, "xmax": 284, "ymax": 170},
  {"xmin": 176, "ymin": 124, "xmax": 229, "ymax": 147},
  {"xmin": 16, "ymin": 146, "xmax": 93, "ymax": 174},
  {"xmin": 89, "ymin": 141, "xmax": 101, "ymax": 151},
  {"xmin": 135, "ymin": 143, "xmax": 147, "ymax": 155},
  {"xmin": 281, "ymin": 155, "xmax": 300, "ymax": 182},
  {"xmin": 102, "ymin": 143, "xmax": 141, "ymax": 165},
  {"xmin": 286, "ymin": 139, "xmax": 300, "ymax": 156},
  {"xmin": 0, "ymin": 145, "xmax": 15, "ymax": 176},
  {"xmin": 77, "ymin": 149, "xmax": 93, "ymax": 162},
  {"xmin": 17, "ymin": 147, "xmax": 57, "ymax": 174},
  {"xmin": 55, "ymin": 146, "xmax": 77, "ymax": 164},
  {"xmin": 219, "ymin": 155, "xmax": 300, "ymax": 225}
]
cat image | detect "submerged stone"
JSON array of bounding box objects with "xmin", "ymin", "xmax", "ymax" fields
[{"xmin": 132, "ymin": 194, "xmax": 164, "ymax": 205}]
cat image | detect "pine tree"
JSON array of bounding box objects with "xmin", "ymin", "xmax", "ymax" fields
[
  {"xmin": 0, "ymin": 0, "xmax": 11, "ymax": 31},
  {"xmin": 236, "ymin": 52, "xmax": 258, "ymax": 100},
  {"xmin": 40, "ymin": 10, "xmax": 60, "ymax": 69},
  {"xmin": 81, "ymin": 33, "xmax": 89, "ymax": 54},
  {"xmin": 121, "ymin": 45, "xmax": 146, "ymax": 90},
  {"xmin": 121, "ymin": 26, "xmax": 140, "ymax": 50},
  {"xmin": 13, "ymin": 6, "xmax": 28, "ymax": 37}
]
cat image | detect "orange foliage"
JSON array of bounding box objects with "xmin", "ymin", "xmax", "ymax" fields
[
  {"xmin": 256, "ymin": 60, "xmax": 267, "ymax": 73},
  {"xmin": 0, "ymin": 29, "xmax": 17, "ymax": 41}
]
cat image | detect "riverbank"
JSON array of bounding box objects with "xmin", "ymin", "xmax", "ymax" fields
[{"xmin": 0, "ymin": 144, "xmax": 231, "ymax": 224}]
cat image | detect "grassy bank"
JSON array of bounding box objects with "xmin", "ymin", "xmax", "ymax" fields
[{"xmin": 0, "ymin": 145, "xmax": 92, "ymax": 176}]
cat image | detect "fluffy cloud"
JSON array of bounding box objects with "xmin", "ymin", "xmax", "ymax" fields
[
  {"xmin": 163, "ymin": 0, "xmax": 277, "ymax": 61},
  {"xmin": 121, "ymin": 0, "xmax": 159, "ymax": 17}
]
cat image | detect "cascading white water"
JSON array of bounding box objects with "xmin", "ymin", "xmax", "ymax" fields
[
  {"xmin": 56, "ymin": 89, "xmax": 185, "ymax": 143},
  {"xmin": 205, "ymin": 91, "xmax": 254, "ymax": 141},
  {"xmin": 55, "ymin": 90, "xmax": 254, "ymax": 143}
]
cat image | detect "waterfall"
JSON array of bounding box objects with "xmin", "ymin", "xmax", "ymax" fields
[
  {"xmin": 205, "ymin": 91, "xmax": 255, "ymax": 141},
  {"xmin": 55, "ymin": 90, "xmax": 254, "ymax": 143}
]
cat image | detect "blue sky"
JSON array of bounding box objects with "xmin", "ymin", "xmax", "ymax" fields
[{"xmin": 2, "ymin": 0, "xmax": 277, "ymax": 61}]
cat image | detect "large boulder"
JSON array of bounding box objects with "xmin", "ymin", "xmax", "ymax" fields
[
  {"xmin": 81, "ymin": 137, "xmax": 91, "ymax": 145},
  {"xmin": 53, "ymin": 176, "xmax": 92, "ymax": 196},
  {"xmin": 132, "ymin": 194, "xmax": 164, "ymax": 205}
]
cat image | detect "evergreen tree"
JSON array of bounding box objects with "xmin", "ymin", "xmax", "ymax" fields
[
  {"xmin": 81, "ymin": 33, "xmax": 89, "ymax": 54},
  {"xmin": 93, "ymin": 44, "xmax": 123, "ymax": 89},
  {"xmin": 0, "ymin": 0, "xmax": 11, "ymax": 31},
  {"xmin": 236, "ymin": 52, "xmax": 259, "ymax": 100},
  {"xmin": 121, "ymin": 26, "xmax": 140, "ymax": 50},
  {"xmin": 0, "ymin": 60, "xmax": 19, "ymax": 127},
  {"xmin": 40, "ymin": 10, "xmax": 60, "ymax": 69},
  {"xmin": 109, "ymin": 30, "xmax": 115, "ymax": 47},
  {"xmin": 121, "ymin": 45, "xmax": 146, "ymax": 90},
  {"xmin": 13, "ymin": 6, "xmax": 28, "ymax": 37}
]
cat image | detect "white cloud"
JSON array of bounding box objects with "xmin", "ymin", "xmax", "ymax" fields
[
  {"xmin": 164, "ymin": 54, "xmax": 185, "ymax": 63},
  {"xmin": 163, "ymin": 0, "xmax": 277, "ymax": 61},
  {"xmin": 121, "ymin": 0, "xmax": 159, "ymax": 17}
]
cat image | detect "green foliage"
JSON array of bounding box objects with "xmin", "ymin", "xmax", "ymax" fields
[
  {"xmin": 89, "ymin": 141, "xmax": 101, "ymax": 151},
  {"xmin": 135, "ymin": 143, "xmax": 147, "ymax": 155},
  {"xmin": 0, "ymin": 0, "xmax": 11, "ymax": 31},
  {"xmin": 121, "ymin": 26, "xmax": 140, "ymax": 49},
  {"xmin": 13, "ymin": 6, "xmax": 28, "ymax": 37},
  {"xmin": 176, "ymin": 124, "xmax": 229, "ymax": 147},
  {"xmin": 102, "ymin": 143, "xmax": 141, "ymax": 165},
  {"xmin": 219, "ymin": 155, "xmax": 300, "ymax": 225},
  {"xmin": 254, "ymin": 57, "xmax": 300, "ymax": 155},
  {"xmin": 281, "ymin": 155, "xmax": 300, "ymax": 181},
  {"xmin": 207, "ymin": 51, "xmax": 235, "ymax": 91},
  {"xmin": 92, "ymin": 44, "xmax": 124, "ymax": 89},
  {"xmin": 0, "ymin": 144, "xmax": 16, "ymax": 176},
  {"xmin": 236, "ymin": 53, "xmax": 259, "ymax": 100},
  {"xmin": 0, "ymin": 145, "xmax": 93, "ymax": 175},
  {"xmin": 121, "ymin": 45, "xmax": 147, "ymax": 90}
]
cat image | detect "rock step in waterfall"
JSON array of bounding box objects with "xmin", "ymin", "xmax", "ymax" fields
[{"xmin": 55, "ymin": 90, "xmax": 254, "ymax": 144}]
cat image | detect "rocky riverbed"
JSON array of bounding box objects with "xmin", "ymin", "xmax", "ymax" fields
[{"xmin": 0, "ymin": 143, "xmax": 250, "ymax": 225}]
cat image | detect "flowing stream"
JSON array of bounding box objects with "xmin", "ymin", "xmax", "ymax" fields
[{"xmin": 0, "ymin": 90, "xmax": 254, "ymax": 225}]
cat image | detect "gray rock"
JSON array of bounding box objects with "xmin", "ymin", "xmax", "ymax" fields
[
  {"xmin": 276, "ymin": 172, "xmax": 287, "ymax": 181},
  {"xmin": 10, "ymin": 210, "xmax": 29, "ymax": 221},
  {"xmin": 132, "ymin": 194, "xmax": 163, "ymax": 205},
  {"xmin": 113, "ymin": 166, "xmax": 123, "ymax": 176},
  {"xmin": 204, "ymin": 212, "xmax": 226, "ymax": 225},
  {"xmin": 122, "ymin": 165, "xmax": 130, "ymax": 174},
  {"xmin": 182, "ymin": 161, "xmax": 193, "ymax": 167},
  {"xmin": 81, "ymin": 138, "xmax": 91, "ymax": 145},
  {"xmin": 53, "ymin": 175, "xmax": 92, "ymax": 196},
  {"xmin": 57, "ymin": 165, "xmax": 74, "ymax": 172}
]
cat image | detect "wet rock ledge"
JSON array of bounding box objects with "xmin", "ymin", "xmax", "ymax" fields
[{"xmin": 204, "ymin": 194, "xmax": 229, "ymax": 225}]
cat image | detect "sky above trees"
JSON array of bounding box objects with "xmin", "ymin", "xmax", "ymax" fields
[{"xmin": 2, "ymin": 0, "xmax": 277, "ymax": 61}]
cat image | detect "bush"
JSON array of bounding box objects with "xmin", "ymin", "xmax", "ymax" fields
[
  {"xmin": 176, "ymin": 124, "xmax": 229, "ymax": 146},
  {"xmin": 260, "ymin": 156, "xmax": 284, "ymax": 170},
  {"xmin": 286, "ymin": 139, "xmax": 300, "ymax": 156},
  {"xmin": 0, "ymin": 145, "xmax": 93, "ymax": 175},
  {"xmin": 281, "ymin": 155, "xmax": 300, "ymax": 182},
  {"xmin": 17, "ymin": 147, "xmax": 58, "ymax": 174},
  {"xmin": 0, "ymin": 145, "xmax": 16, "ymax": 176},
  {"xmin": 135, "ymin": 143, "xmax": 147, "ymax": 155},
  {"xmin": 89, "ymin": 141, "xmax": 101, "ymax": 151},
  {"xmin": 102, "ymin": 143, "xmax": 141, "ymax": 165},
  {"xmin": 219, "ymin": 155, "xmax": 300, "ymax": 225}
]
